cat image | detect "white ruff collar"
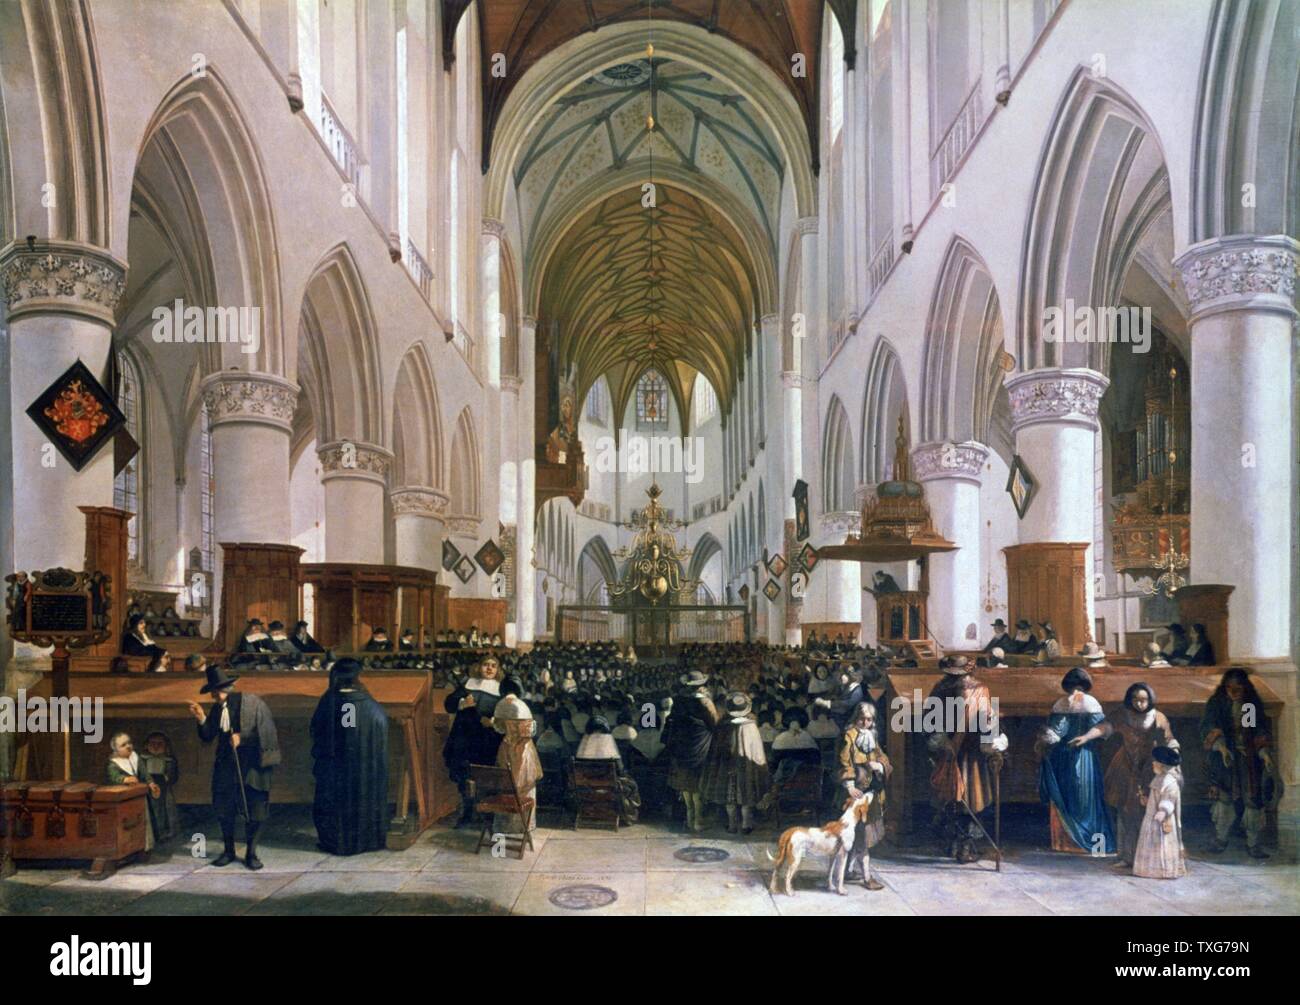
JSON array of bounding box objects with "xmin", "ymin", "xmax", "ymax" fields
[
  {"xmin": 110, "ymin": 753, "xmax": 139, "ymax": 774},
  {"xmin": 469, "ymin": 678, "xmax": 500, "ymax": 696}
]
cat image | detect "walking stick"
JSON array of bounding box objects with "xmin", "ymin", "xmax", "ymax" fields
[
  {"xmin": 231, "ymin": 739, "xmax": 251, "ymax": 821},
  {"xmin": 994, "ymin": 757, "xmax": 1002, "ymax": 872}
]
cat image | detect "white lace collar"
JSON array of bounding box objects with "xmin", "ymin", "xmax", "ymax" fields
[{"xmin": 1052, "ymin": 693, "xmax": 1103, "ymax": 714}]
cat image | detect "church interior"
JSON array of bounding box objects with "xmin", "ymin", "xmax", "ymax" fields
[{"xmin": 1, "ymin": 0, "xmax": 1297, "ymax": 919}]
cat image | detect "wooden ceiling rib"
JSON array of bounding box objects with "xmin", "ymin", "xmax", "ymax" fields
[
  {"xmin": 443, "ymin": 0, "xmax": 834, "ymax": 175},
  {"xmin": 539, "ymin": 184, "xmax": 758, "ymax": 418}
]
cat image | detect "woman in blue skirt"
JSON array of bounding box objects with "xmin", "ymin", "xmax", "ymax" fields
[{"xmin": 1038, "ymin": 667, "xmax": 1115, "ymax": 854}]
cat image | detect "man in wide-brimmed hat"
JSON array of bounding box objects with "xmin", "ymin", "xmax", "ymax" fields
[
  {"xmin": 661, "ymin": 669, "xmax": 718, "ymax": 832},
  {"xmin": 186, "ymin": 665, "xmax": 280, "ymax": 869},
  {"xmin": 926, "ymin": 655, "xmax": 1006, "ymax": 863},
  {"xmin": 983, "ymin": 619, "xmax": 1013, "ymax": 655},
  {"xmin": 699, "ymin": 692, "xmax": 769, "ymax": 834},
  {"xmin": 1009, "ymin": 619, "xmax": 1038, "ymax": 654}
]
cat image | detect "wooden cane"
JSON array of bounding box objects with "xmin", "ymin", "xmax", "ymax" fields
[{"xmin": 231, "ymin": 740, "xmax": 251, "ymax": 820}]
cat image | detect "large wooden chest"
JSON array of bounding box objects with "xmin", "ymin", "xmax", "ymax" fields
[{"xmin": 1, "ymin": 781, "xmax": 150, "ymax": 878}]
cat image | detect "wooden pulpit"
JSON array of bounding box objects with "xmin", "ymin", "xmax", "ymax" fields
[{"xmin": 1003, "ymin": 542, "xmax": 1090, "ymax": 652}]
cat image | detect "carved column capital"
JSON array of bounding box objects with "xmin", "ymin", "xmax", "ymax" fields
[
  {"xmin": 389, "ymin": 486, "xmax": 450, "ymax": 518},
  {"xmin": 911, "ymin": 440, "xmax": 990, "ymax": 484},
  {"xmin": 445, "ymin": 514, "xmax": 481, "ymax": 536},
  {"xmin": 819, "ymin": 510, "xmax": 860, "ymax": 536},
  {"xmin": 1174, "ymin": 234, "xmax": 1299, "ymax": 321},
  {"xmin": 200, "ymin": 371, "xmax": 299, "ymax": 432},
  {"xmin": 482, "ymin": 217, "xmax": 506, "ymax": 239},
  {"xmin": 0, "ymin": 239, "xmax": 127, "ymax": 325},
  {"xmin": 1006, "ymin": 367, "xmax": 1109, "ymax": 433},
  {"xmin": 793, "ymin": 216, "xmax": 819, "ymax": 238},
  {"xmin": 318, "ymin": 440, "xmax": 393, "ymax": 484}
]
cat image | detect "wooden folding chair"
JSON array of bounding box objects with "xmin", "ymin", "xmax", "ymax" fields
[
  {"xmin": 467, "ymin": 760, "xmax": 535, "ymax": 859},
  {"xmin": 571, "ymin": 759, "xmax": 622, "ymax": 831}
]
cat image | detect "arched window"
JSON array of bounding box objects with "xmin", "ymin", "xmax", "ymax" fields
[
  {"xmin": 693, "ymin": 374, "xmax": 718, "ymax": 426},
  {"xmin": 828, "ymin": 14, "xmax": 845, "ymax": 142},
  {"xmin": 585, "ymin": 378, "xmax": 609, "ymax": 424},
  {"xmin": 636, "ymin": 370, "xmax": 668, "ymax": 429},
  {"xmin": 113, "ymin": 351, "xmax": 143, "ymax": 565}
]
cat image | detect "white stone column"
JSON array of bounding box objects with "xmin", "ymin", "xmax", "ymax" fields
[
  {"xmin": 201, "ymin": 372, "xmax": 299, "ymax": 544},
  {"xmin": 515, "ymin": 316, "xmax": 537, "ymax": 642},
  {"xmin": 318, "ymin": 440, "xmax": 392, "ymax": 563},
  {"xmin": 913, "ymin": 440, "xmax": 989, "ymax": 649},
  {"xmin": 1, "ymin": 241, "xmax": 124, "ymax": 693},
  {"xmin": 391, "ymin": 486, "xmax": 449, "ymax": 570},
  {"xmin": 1175, "ymin": 235, "xmax": 1297, "ymax": 661},
  {"xmin": 1006, "ymin": 367, "xmax": 1109, "ymax": 634},
  {"xmin": 817, "ymin": 510, "xmax": 863, "ymax": 633},
  {"xmin": 2, "ymin": 241, "xmax": 126, "ymax": 573}
]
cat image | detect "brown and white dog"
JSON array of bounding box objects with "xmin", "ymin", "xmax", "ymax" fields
[{"xmin": 767, "ymin": 791, "xmax": 876, "ymax": 896}]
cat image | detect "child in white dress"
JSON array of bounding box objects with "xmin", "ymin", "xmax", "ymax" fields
[{"xmin": 1133, "ymin": 745, "xmax": 1187, "ymax": 879}]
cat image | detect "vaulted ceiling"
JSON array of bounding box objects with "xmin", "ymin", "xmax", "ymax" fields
[
  {"xmin": 516, "ymin": 58, "xmax": 783, "ymax": 256},
  {"xmin": 445, "ymin": 0, "xmax": 851, "ymax": 175},
  {"xmin": 539, "ymin": 183, "xmax": 758, "ymax": 422}
]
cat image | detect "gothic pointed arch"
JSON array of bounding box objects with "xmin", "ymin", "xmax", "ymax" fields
[
  {"xmin": 920, "ymin": 236, "xmax": 1007, "ymax": 445},
  {"xmin": 1192, "ymin": 0, "xmax": 1299, "ymax": 240},
  {"xmin": 1017, "ymin": 67, "xmax": 1172, "ymax": 372},
  {"xmin": 0, "ymin": 0, "xmax": 111, "ymax": 246},
  {"xmin": 130, "ymin": 67, "xmax": 284, "ymax": 374},
  {"xmin": 448, "ymin": 407, "xmax": 482, "ymax": 519},
  {"xmin": 296, "ymin": 243, "xmax": 384, "ymax": 446},
  {"xmin": 392, "ymin": 343, "xmax": 445, "ymax": 491},
  {"xmin": 860, "ymin": 338, "xmax": 910, "ymax": 485},
  {"xmin": 821, "ymin": 395, "xmax": 855, "ymax": 512}
]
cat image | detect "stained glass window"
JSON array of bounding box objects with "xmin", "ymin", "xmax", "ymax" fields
[{"xmin": 637, "ymin": 371, "xmax": 668, "ymax": 428}]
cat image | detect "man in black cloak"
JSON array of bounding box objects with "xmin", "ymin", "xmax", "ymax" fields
[
  {"xmin": 186, "ymin": 666, "xmax": 279, "ymax": 869},
  {"xmin": 310, "ymin": 658, "xmax": 390, "ymax": 855}
]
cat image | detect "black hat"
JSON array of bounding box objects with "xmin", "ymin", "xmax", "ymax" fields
[
  {"xmin": 268, "ymin": 620, "xmax": 285, "ymax": 632},
  {"xmin": 991, "ymin": 619, "xmax": 1008, "ymax": 629},
  {"xmin": 1152, "ymin": 746, "xmax": 1181, "ymax": 767},
  {"xmin": 246, "ymin": 618, "xmax": 264, "ymax": 628},
  {"xmin": 1166, "ymin": 622, "xmax": 1186, "ymax": 634},
  {"xmin": 1061, "ymin": 667, "xmax": 1093, "ymax": 693},
  {"xmin": 200, "ymin": 664, "xmax": 240, "ymax": 694},
  {"xmin": 679, "ymin": 670, "xmax": 709, "ymax": 687},
  {"xmin": 331, "ymin": 657, "xmax": 364, "ymax": 683},
  {"xmin": 1015, "ymin": 619, "xmax": 1032, "ymax": 630}
]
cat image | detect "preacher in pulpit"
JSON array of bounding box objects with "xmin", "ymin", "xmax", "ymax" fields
[
  {"xmin": 310, "ymin": 658, "xmax": 390, "ymax": 855},
  {"xmin": 187, "ymin": 666, "xmax": 280, "ymax": 870}
]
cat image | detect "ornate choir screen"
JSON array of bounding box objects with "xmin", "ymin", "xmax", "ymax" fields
[{"xmin": 556, "ymin": 603, "xmax": 750, "ymax": 647}]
